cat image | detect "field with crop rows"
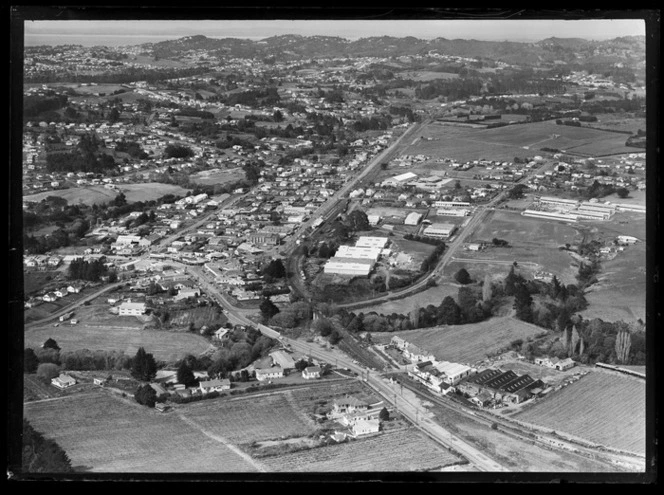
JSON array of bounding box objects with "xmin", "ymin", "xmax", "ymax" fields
[
  {"xmin": 23, "ymin": 391, "xmax": 261, "ymax": 473},
  {"xmin": 24, "ymin": 324, "xmax": 213, "ymax": 363},
  {"xmin": 515, "ymin": 369, "xmax": 646, "ymax": 455},
  {"xmin": 260, "ymin": 426, "xmax": 462, "ymax": 472},
  {"xmin": 373, "ymin": 316, "xmax": 545, "ymax": 365},
  {"xmin": 178, "ymin": 390, "xmax": 320, "ymax": 445}
]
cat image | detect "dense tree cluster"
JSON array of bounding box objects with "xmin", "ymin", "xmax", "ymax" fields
[
  {"xmin": 164, "ymin": 144, "xmax": 194, "ymax": 159},
  {"xmin": 67, "ymin": 258, "xmax": 113, "ymax": 282},
  {"xmin": 22, "ymin": 420, "xmax": 74, "ymax": 473}
]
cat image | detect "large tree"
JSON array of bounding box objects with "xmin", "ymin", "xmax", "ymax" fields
[
  {"xmin": 513, "ymin": 283, "xmax": 534, "ymax": 323},
  {"xmin": 346, "ymin": 210, "xmax": 370, "ymax": 232},
  {"xmin": 259, "ymin": 297, "xmax": 280, "ymax": 323},
  {"xmin": 454, "ymin": 268, "xmax": 472, "ymax": 285},
  {"xmin": 130, "ymin": 347, "xmax": 157, "ymax": 382},
  {"xmin": 134, "ymin": 384, "xmax": 157, "ymax": 408},
  {"xmin": 177, "ymin": 360, "xmax": 197, "ymax": 387},
  {"xmin": 42, "ymin": 338, "xmax": 60, "ymax": 351}
]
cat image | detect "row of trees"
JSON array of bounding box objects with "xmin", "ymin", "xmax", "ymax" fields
[{"xmin": 67, "ymin": 258, "xmax": 114, "ymax": 282}]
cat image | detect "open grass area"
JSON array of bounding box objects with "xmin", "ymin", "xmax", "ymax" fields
[
  {"xmin": 461, "ymin": 209, "xmax": 582, "ymax": 284},
  {"xmin": 361, "ymin": 282, "xmax": 459, "ymax": 315},
  {"xmin": 23, "ymin": 183, "xmax": 191, "ymax": 206},
  {"xmin": 407, "ymin": 120, "xmax": 635, "ymax": 162},
  {"xmin": 189, "ymin": 167, "xmax": 243, "ymax": 186},
  {"xmin": 514, "ymin": 369, "xmax": 646, "ymax": 455},
  {"xmin": 24, "ymin": 323, "xmax": 214, "ymax": 363},
  {"xmin": 373, "ymin": 316, "xmax": 546, "ymax": 365}
]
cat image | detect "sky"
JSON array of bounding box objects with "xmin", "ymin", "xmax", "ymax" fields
[{"xmin": 23, "ymin": 18, "xmax": 647, "ymax": 46}]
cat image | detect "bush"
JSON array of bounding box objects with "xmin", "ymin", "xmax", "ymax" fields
[{"xmin": 36, "ymin": 363, "xmax": 60, "ymax": 381}]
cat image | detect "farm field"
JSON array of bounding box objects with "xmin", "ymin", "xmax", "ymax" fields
[
  {"xmin": 189, "ymin": 167, "xmax": 243, "ymax": 186},
  {"xmin": 24, "ymin": 323, "xmax": 213, "ymax": 363},
  {"xmin": 23, "ymin": 183, "xmax": 191, "ymax": 206},
  {"xmin": 425, "ymin": 399, "xmax": 623, "ymax": 472},
  {"xmin": 514, "ymin": 369, "xmax": 646, "ymax": 456},
  {"xmin": 23, "ymin": 391, "xmax": 261, "ymax": 473},
  {"xmin": 407, "ymin": 120, "xmax": 635, "ymax": 162},
  {"xmin": 372, "ymin": 316, "xmax": 546, "ymax": 365},
  {"xmin": 260, "ymin": 426, "xmax": 462, "ymax": 472}
]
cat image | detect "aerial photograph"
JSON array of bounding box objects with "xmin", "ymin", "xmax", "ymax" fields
[{"xmin": 9, "ymin": 9, "xmax": 658, "ymax": 482}]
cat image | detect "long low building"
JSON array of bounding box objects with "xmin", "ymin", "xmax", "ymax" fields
[
  {"xmin": 436, "ymin": 208, "xmax": 469, "ymax": 217},
  {"xmin": 355, "ymin": 236, "xmax": 390, "ymax": 248},
  {"xmin": 324, "ymin": 257, "xmax": 375, "ymax": 276},
  {"xmin": 537, "ymin": 196, "xmax": 579, "ymax": 209},
  {"xmin": 522, "ymin": 210, "xmax": 578, "ymax": 222},
  {"xmin": 335, "ymin": 245, "xmax": 382, "ymax": 261},
  {"xmin": 423, "ymin": 223, "xmax": 457, "ymax": 238},
  {"xmin": 612, "ymin": 203, "xmax": 646, "ymax": 213}
]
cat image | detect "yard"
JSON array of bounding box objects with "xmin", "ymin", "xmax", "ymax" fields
[{"xmin": 189, "ymin": 167, "xmax": 243, "ymax": 186}]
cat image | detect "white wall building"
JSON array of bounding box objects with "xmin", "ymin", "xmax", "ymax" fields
[
  {"xmin": 423, "ymin": 223, "xmax": 457, "ymax": 239},
  {"xmin": 324, "ymin": 258, "xmax": 375, "ymax": 276}
]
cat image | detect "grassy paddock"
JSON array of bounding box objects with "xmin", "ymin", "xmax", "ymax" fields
[
  {"xmin": 24, "ymin": 324, "xmax": 213, "ymax": 363},
  {"xmin": 373, "ymin": 316, "xmax": 545, "ymax": 365},
  {"xmin": 23, "ymin": 183, "xmax": 191, "ymax": 206}
]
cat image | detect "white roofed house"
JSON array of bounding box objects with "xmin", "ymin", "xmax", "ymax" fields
[
  {"xmin": 351, "ymin": 418, "xmax": 380, "ymax": 437},
  {"xmin": 302, "ymin": 366, "xmax": 321, "ymax": 380},
  {"xmin": 118, "ymin": 301, "xmax": 147, "ymax": 316},
  {"xmin": 199, "ymin": 378, "xmax": 231, "ymax": 394},
  {"xmin": 51, "ymin": 374, "xmax": 77, "ymax": 389},
  {"xmin": 255, "ymin": 366, "xmax": 284, "ymax": 382}
]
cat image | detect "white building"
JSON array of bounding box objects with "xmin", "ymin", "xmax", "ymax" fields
[
  {"xmin": 118, "ymin": 301, "xmax": 147, "ymax": 316},
  {"xmin": 423, "ymin": 223, "xmax": 457, "ymax": 239},
  {"xmin": 355, "ymin": 236, "xmax": 389, "ymax": 249},
  {"xmin": 404, "ymin": 212, "xmax": 423, "ymax": 225},
  {"xmin": 324, "ymin": 258, "xmax": 375, "ymax": 277},
  {"xmin": 522, "ymin": 210, "xmax": 578, "ymax": 222},
  {"xmin": 335, "ymin": 245, "xmax": 382, "ymax": 261},
  {"xmin": 432, "ymin": 361, "xmax": 475, "ymax": 385},
  {"xmin": 436, "ymin": 208, "xmax": 469, "ymax": 217},
  {"xmin": 381, "ymin": 172, "xmax": 417, "ymax": 187},
  {"xmin": 432, "ymin": 200, "xmax": 471, "ymax": 209}
]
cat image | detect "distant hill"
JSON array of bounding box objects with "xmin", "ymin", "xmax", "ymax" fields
[{"xmin": 139, "ymin": 34, "xmax": 646, "ymax": 68}]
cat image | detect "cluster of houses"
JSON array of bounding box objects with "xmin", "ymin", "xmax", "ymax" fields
[{"xmin": 326, "ymin": 396, "xmax": 385, "ymax": 438}]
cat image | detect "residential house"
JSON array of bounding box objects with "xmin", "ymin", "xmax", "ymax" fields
[
  {"xmin": 255, "ymin": 367, "xmax": 284, "ymax": 382},
  {"xmin": 351, "ymin": 418, "xmax": 380, "ymax": 437},
  {"xmin": 51, "ymin": 374, "xmax": 77, "ymax": 389},
  {"xmin": 302, "ymin": 366, "xmax": 321, "ymax": 380},
  {"xmin": 118, "ymin": 301, "xmax": 147, "ymax": 316},
  {"xmin": 199, "ymin": 379, "xmax": 231, "ymax": 394}
]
